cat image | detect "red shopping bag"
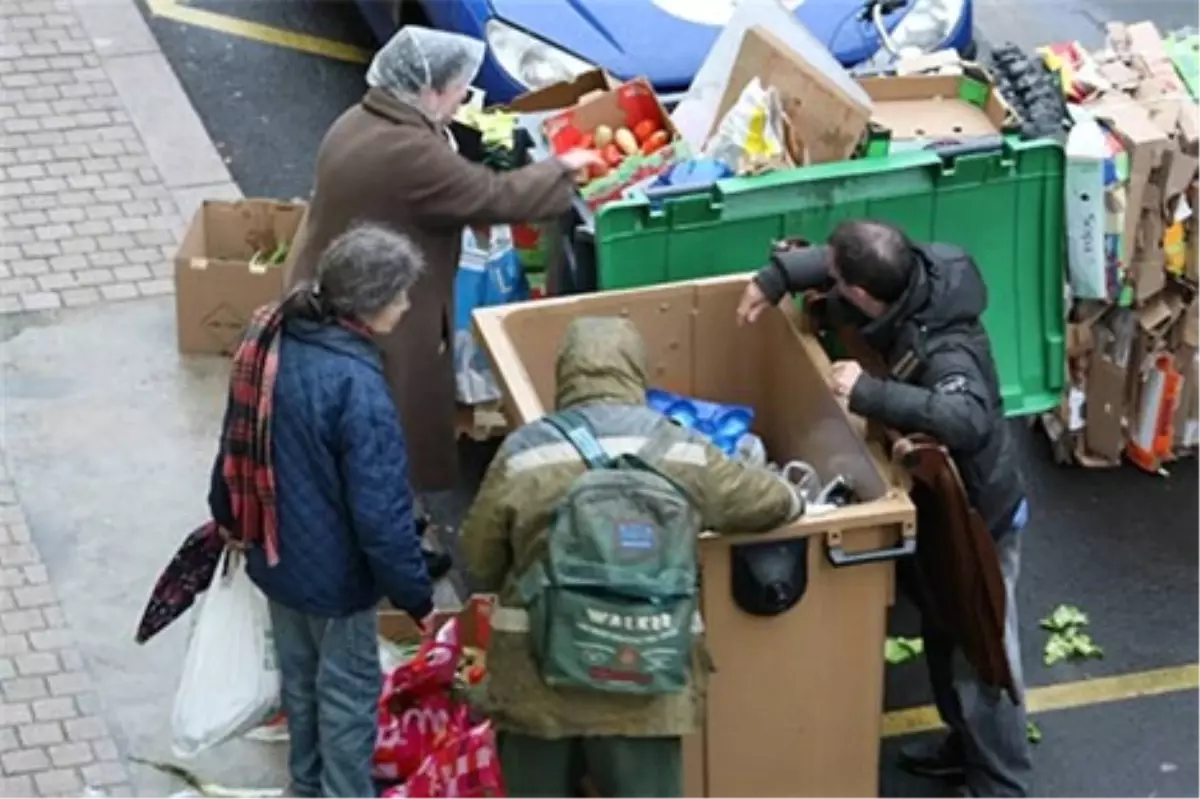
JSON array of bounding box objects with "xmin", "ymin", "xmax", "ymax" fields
[
  {"xmin": 382, "ymin": 707, "xmax": 505, "ymax": 799},
  {"xmin": 373, "ymin": 620, "xmax": 466, "ymax": 781}
]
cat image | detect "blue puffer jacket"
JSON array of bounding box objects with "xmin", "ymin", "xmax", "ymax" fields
[{"xmin": 208, "ymin": 319, "xmax": 433, "ymax": 620}]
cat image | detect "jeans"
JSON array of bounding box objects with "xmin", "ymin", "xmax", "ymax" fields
[
  {"xmin": 924, "ymin": 530, "xmax": 1032, "ymax": 797},
  {"xmin": 269, "ymin": 601, "xmax": 381, "ymax": 798}
]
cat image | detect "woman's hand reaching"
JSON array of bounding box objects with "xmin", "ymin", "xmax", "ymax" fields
[{"xmin": 557, "ymin": 149, "xmax": 603, "ymax": 173}]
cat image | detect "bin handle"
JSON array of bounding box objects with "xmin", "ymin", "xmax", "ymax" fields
[
  {"xmin": 926, "ymin": 134, "xmax": 1006, "ymax": 162},
  {"xmin": 824, "ymin": 530, "xmax": 915, "ymax": 568},
  {"xmin": 642, "ymin": 182, "xmax": 719, "ymax": 203}
]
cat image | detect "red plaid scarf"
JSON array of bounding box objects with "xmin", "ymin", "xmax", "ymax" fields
[
  {"xmin": 221, "ymin": 303, "xmax": 286, "ymax": 566},
  {"xmin": 221, "ymin": 301, "xmax": 376, "ymax": 567}
]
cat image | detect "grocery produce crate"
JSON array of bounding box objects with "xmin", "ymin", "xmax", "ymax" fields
[{"xmin": 592, "ymin": 138, "xmax": 1067, "ymax": 416}]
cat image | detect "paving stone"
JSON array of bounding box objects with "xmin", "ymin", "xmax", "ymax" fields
[
  {"xmin": 1, "ymin": 5, "xmax": 202, "ymax": 786},
  {"xmin": 17, "ymin": 721, "xmax": 64, "ymax": 747}
]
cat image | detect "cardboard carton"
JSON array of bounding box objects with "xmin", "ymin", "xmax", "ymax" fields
[
  {"xmin": 544, "ymin": 78, "xmax": 689, "ymax": 211},
  {"xmin": 712, "ymin": 25, "xmax": 871, "ymax": 164},
  {"xmin": 1185, "ymin": 178, "xmax": 1195, "ymax": 281},
  {"xmin": 473, "ymin": 276, "xmax": 913, "ymax": 797},
  {"xmin": 1089, "ymin": 98, "xmax": 1171, "ymax": 265},
  {"xmin": 505, "ymin": 69, "xmax": 619, "ymax": 113},
  {"xmin": 1084, "ymin": 309, "xmax": 1136, "ymax": 461},
  {"xmin": 857, "ymin": 66, "xmax": 1017, "ymax": 150},
  {"xmin": 174, "ymin": 199, "xmax": 304, "ymax": 356}
]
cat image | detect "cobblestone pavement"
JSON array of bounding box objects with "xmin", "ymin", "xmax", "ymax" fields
[
  {"xmin": 0, "ymin": 0, "xmax": 186, "ymax": 316},
  {"xmin": 1, "ymin": 460, "xmax": 132, "ymax": 797},
  {"xmin": 0, "ymin": 0, "xmax": 195, "ymax": 793}
]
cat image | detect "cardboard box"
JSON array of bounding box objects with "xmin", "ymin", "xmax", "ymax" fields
[
  {"xmin": 543, "ymin": 78, "xmax": 690, "ymax": 211},
  {"xmin": 1089, "ymin": 98, "xmax": 1172, "ymax": 266},
  {"xmin": 857, "ymin": 67, "xmax": 1017, "ymax": 149},
  {"xmin": 713, "ymin": 25, "xmax": 871, "ymax": 164},
  {"xmin": 1172, "ymin": 346, "xmax": 1199, "ymax": 451},
  {"xmin": 174, "ymin": 199, "xmax": 304, "ymax": 356},
  {"xmin": 1185, "ymin": 178, "xmax": 1195, "ymax": 281},
  {"xmin": 474, "ymin": 276, "xmax": 914, "ymax": 798},
  {"xmin": 505, "ymin": 69, "xmax": 619, "ymax": 113},
  {"xmin": 1084, "ymin": 309, "xmax": 1137, "ymax": 461},
  {"xmin": 377, "ymin": 595, "xmax": 494, "ymax": 648}
]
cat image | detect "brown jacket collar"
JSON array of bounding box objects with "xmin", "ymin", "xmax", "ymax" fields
[{"xmin": 361, "ymin": 87, "xmax": 436, "ymax": 132}]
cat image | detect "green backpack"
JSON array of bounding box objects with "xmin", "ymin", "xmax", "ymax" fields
[{"xmin": 517, "ymin": 409, "xmax": 702, "ymax": 696}]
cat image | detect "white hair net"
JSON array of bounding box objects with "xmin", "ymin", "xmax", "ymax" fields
[{"xmin": 367, "ymin": 26, "xmax": 486, "ymax": 115}]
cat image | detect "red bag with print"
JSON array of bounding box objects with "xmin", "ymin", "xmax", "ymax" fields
[
  {"xmin": 381, "ymin": 707, "xmax": 505, "ymax": 799},
  {"xmin": 373, "ymin": 620, "xmax": 464, "ymax": 781}
]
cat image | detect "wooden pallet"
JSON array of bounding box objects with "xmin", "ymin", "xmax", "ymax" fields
[{"xmin": 454, "ymin": 400, "xmax": 509, "ymax": 441}]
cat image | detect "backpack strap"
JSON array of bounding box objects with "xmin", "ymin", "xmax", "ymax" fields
[{"xmin": 543, "ymin": 410, "xmax": 609, "ymax": 469}]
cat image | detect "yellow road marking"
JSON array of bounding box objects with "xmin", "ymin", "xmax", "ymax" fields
[
  {"xmin": 881, "ymin": 663, "xmax": 1199, "ymax": 738},
  {"xmin": 145, "ymin": 0, "xmax": 372, "ymax": 64}
]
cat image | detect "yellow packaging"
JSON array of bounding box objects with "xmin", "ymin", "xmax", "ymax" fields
[{"xmin": 1164, "ymin": 221, "xmax": 1186, "ymax": 274}]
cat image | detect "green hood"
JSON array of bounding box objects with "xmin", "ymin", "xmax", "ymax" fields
[{"xmin": 554, "ymin": 317, "xmax": 648, "ymax": 409}]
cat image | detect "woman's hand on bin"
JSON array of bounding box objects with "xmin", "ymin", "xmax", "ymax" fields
[
  {"xmin": 557, "ymin": 149, "xmax": 603, "ymax": 173},
  {"xmin": 737, "ymin": 280, "xmax": 771, "ymax": 326}
]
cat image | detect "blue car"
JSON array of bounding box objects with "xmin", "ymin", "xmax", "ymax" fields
[{"xmin": 354, "ymin": 0, "xmax": 975, "ymax": 105}]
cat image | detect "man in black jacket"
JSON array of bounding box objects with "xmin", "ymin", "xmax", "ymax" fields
[{"xmin": 738, "ymin": 220, "xmax": 1031, "ymax": 798}]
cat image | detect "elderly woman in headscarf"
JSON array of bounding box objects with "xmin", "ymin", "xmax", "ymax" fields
[{"xmin": 285, "ymin": 27, "xmax": 596, "ymax": 555}]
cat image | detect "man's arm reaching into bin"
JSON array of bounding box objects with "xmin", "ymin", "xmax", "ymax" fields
[
  {"xmin": 832, "ymin": 345, "xmax": 993, "ymax": 453},
  {"xmin": 692, "ymin": 440, "xmax": 804, "ymax": 533}
]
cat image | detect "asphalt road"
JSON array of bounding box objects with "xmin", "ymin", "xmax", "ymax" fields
[{"xmin": 137, "ymin": 1, "xmax": 1200, "ymax": 796}]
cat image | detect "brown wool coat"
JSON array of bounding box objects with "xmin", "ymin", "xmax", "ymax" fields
[{"xmin": 285, "ymin": 88, "xmax": 575, "ymax": 492}]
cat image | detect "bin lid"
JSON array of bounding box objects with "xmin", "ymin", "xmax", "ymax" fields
[{"xmin": 594, "ymin": 139, "xmax": 1067, "ymax": 417}]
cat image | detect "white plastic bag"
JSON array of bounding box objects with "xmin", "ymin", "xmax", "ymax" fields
[
  {"xmin": 171, "ymin": 549, "xmax": 279, "ymax": 758},
  {"xmin": 702, "ymin": 77, "xmax": 788, "ymax": 171}
]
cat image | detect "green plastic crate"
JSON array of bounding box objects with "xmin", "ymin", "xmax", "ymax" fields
[{"xmin": 593, "ymin": 139, "xmax": 1066, "ymax": 417}]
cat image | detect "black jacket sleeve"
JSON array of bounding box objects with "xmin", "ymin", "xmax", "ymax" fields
[
  {"xmin": 753, "ymin": 246, "xmax": 833, "ymax": 303},
  {"xmin": 847, "ymin": 342, "xmax": 992, "ymax": 453}
]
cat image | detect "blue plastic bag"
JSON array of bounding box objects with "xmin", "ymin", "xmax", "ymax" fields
[
  {"xmin": 646, "ymin": 388, "xmax": 755, "ymax": 456},
  {"xmin": 454, "ymin": 226, "xmax": 529, "ymax": 404}
]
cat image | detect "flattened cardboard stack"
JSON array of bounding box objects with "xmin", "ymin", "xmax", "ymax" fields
[{"xmin": 1043, "ymin": 21, "xmax": 1200, "ymax": 471}]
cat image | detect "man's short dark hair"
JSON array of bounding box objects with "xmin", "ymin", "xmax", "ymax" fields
[{"xmin": 828, "ymin": 220, "xmax": 916, "ymax": 304}]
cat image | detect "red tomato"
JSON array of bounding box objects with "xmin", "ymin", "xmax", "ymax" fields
[
  {"xmin": 632, "ymin": 119, "xmax": 660, "ymax": 144},
  {"xmin": 601, "ymin": 143, "xmax": 624, "ymax": 168},
  {"xmin": 579, "ymin": 133, "xmax": 595, "ymax": 149},
  {"xmin": 640, "ymin": 130, "xmax": 670, "ymax": 155}
]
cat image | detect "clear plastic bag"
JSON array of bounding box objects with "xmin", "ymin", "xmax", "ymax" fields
[
  {"xmin": 170, "ymin": 549, "xmax": 279, "ymax": 758},
  {"xmin": 702, "ymin": 78, "xmax": 788, "ymax": 172}
]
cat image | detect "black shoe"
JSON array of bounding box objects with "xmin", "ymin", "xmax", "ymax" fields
[
  {"xmin": 422, "ymin": 547, "xmax": 453, "ymax": 581},
  {"xmin": 898, "ymin": 736, "xmax": 965, "ymax": 781}
]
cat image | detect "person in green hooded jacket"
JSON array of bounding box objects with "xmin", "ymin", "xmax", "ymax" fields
[{"xmin": 459, "ymin": 316, "xmax": 802, "ymax": 797}]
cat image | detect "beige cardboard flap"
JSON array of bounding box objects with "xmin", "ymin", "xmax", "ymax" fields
[
  {"xmin": 1162, "ymin": 148, "xmax": 1199, "ymax": 200},
  {"xmin": 712, "ymin": 25, "xmax": 871, "ymax": 164},
  {"xmin": 1136, "ymin": 290, "xmax": 1185, "ymax": 339},
  {"xmin": 1183, "ymin": 298, "xmax": 1200, "ymax": 348}
]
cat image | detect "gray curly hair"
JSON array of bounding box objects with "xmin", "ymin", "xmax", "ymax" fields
[{"xmin": 311, "ymin": 224, "xmax": 425, "ymax": 320}]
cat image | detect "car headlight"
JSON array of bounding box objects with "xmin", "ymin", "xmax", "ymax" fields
[
  {"xmin": 888, "ymin": 0, "xmax": 966, "ymax": 53},
  {"xmin": 485, "ymin": 20, "xmax": 594, "ymax": 90}
]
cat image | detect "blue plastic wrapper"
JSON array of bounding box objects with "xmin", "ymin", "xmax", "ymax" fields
[
  {"xmin": 646, "ymin": 388, "xmax": 754, "ymax": 456},
  {"xmin": 648, "ymin": 158, "xmax": 734, "ymax": 193}
]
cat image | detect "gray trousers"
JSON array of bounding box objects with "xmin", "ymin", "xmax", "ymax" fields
[{"xmin": 923, "ymin": 531, "xmax": 1032, "ymax": 797}]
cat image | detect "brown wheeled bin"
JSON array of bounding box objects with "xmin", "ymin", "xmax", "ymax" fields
[{"xmin": 474, "ymin": 275, "xmax": 915, "ymax": 797}]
